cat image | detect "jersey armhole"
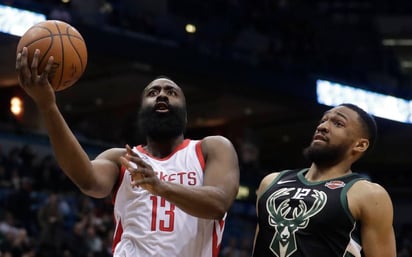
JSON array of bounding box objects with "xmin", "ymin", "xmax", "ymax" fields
[
  {"xmin": 195, "ymin": 140, "xmax": 205, "ymax": 170},
  {"xmin": 111, "ymin": 165, "xmax": 126, "ymax": 204},
  {"xmin": 341, "ymin": 177, "xmax": 367, "ymax": 223},
  {"xmin": 258, "ymin": 169, "xmax": 294, "ymax": 198}
]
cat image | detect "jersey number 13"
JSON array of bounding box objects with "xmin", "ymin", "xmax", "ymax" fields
[{"xmin": 150, "ymin": 196, "xmax": 175, "ymax": 232}]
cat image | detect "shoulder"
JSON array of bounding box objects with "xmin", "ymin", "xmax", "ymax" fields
[
  {"xmin": 199, "ymin": 136, "xmax": 236, "ymax": 154},
  {"xmin": 94, "ymin": 147, "xmax": 126, "ymax": 162},
  {"xmin": 348, "ymin": 180, "xmax": 393, "ymax": 221},
  {"xmin": 256, "ymin": 172, "xmax": 280, "ymax": 198},
  {"xmin": 201, "ymin": 135, "xmax": 233, "ymax": 146},
  {"xmin": 349, "ymin": 180, "xmax": 391, "ymax": 201},
  {"xmin": 195, "ymin": 136, "xmax": 238, "ymax": 168}
]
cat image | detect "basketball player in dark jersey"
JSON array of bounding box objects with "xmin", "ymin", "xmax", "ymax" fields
[{"xmin": 253, "ymin": 104, "xmax": 396, "ymax": 257}]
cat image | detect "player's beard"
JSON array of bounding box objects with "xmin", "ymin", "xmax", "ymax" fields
[
  {"xmin": 302, "ymin": 142, "xmax": 347, "ymax": 167},
  {"xmin": 138, "ymin": 104, "xmax": 187, "ymax": 141}
]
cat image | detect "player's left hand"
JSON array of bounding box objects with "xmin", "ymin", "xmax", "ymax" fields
[{"xmin": 119, "ymin": 144, "xmax": 162, "ymax": 195}]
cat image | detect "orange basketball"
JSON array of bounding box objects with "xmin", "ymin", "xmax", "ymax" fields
[{"xmin": 16, "ymin": 20, "xmax": 87, "ymax": 91}]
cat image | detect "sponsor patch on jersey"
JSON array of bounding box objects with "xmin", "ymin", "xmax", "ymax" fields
[{"xmin": 325, "ymin": 180, "xmax": 345, "ymax": 189}]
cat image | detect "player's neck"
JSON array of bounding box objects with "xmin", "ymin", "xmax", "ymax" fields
[
  {"xmin": 306, "ymin": 163, "xmax": 352, "ymax": 182},
  {"xmin": 144, "ymin": 135, "xmax": 184, "ymax": 158}
]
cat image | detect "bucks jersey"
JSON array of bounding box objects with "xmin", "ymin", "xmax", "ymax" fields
[
  {"xmin": 112, "ymin": 139, "xmax": 225, "ymax": 257},
  {"xmin": 253, "ymin": 169, "xmax": 367, "ymax": 257}
]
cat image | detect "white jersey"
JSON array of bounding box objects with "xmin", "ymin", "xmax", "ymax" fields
[{"xmin": 112, "ymin": 139, "xmax": 225, "ymax": 257}]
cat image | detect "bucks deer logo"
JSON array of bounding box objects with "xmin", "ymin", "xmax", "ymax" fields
[{"xmin": 266, "ymin": 188, "xmax": 327, "ymax": 257}]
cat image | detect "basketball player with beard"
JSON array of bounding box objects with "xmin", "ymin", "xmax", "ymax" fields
[
  {"xmin": 16, "ymin": 51, "xmax": 240, "ymax": 257},
  {"xmin": 252, "ymin": 104, "xmax": 395, "ymax": 257}
]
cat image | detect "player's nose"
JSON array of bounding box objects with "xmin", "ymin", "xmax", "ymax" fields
[
  {"xmin": 316, "ymin": 122, "xmax": 329, "ymax": 133},
  {"xmin": 156, "ymin": 91, "xmax": 169, "ymax": 102}
]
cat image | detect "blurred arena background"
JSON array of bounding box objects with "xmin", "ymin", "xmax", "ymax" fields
[{"xmin": 0, "ymin": 0, "xmax": 412, "ymax": 256}]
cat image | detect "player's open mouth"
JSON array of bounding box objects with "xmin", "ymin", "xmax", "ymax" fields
[{"xmin": 155, "ymin": 102, "xmax": 169, "ymax": 112}]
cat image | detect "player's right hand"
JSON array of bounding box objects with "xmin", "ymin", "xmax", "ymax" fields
[
  {"xmin": 16, "ymin": 47, "xmax": 56, "ymax": 110},
  {"xmin": 120, "ymin": 145, "xmax": 163, "ymax": 195}
]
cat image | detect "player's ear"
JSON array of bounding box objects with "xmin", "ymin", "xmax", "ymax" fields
[{"xmin": 354, "ymin": 138, "xmax": 369, "ymax": 153}]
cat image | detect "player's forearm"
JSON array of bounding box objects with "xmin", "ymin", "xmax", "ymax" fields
[
  {"xmin": 39, "ymin": 105, "xmax": 95, "ymax": 189},
  {"xmin": 159, "ymin": 182, "xmax": 232, "ymax": 219}
]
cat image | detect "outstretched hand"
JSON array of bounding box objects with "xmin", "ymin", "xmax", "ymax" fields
[
  {"xmin": 119, "ymin": 145, "xmax": 163, "ymax": 195},
  {"xmin": 16, "ymin": 47, "xmax": 56, "ymax": 110}
]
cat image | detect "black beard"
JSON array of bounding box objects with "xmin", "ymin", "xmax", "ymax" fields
[
  {"xmin": 302, "ymin": 143, "xmax": 346, "ymax": 167},
  {"xmin": 138, "ymin": 104, "xmax": 187, "ymax": 141}
]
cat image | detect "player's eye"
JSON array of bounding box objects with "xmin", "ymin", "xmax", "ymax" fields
[
  {"xmin": 334, "ymin": 121, "xmax": 344, "ymax": 127},
  {"xmin": 148, "ymin": 90, "xmax": 158, "ymax": 96},
  {"xmin": 167, "ymin": 90, "xmax": 177, "ymax": 96}
]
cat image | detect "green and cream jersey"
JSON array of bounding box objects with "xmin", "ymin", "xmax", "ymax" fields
[{"xmin": 253, "ymin": 169, "xmax": 366, "ymax": 257}]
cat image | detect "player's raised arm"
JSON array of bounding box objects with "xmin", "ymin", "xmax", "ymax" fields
[{"xmin": 16, "ymin": 44, "xmax": 118, "ymax": 199}]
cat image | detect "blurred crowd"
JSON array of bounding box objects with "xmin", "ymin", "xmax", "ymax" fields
[{"xmin": 0, "ymin": 144, "xmax": 114, "ymax": 256}]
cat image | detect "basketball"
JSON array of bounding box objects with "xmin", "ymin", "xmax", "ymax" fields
[{"xmin": 16, "ymin": 20, "xmax": 88, "ymax": 91}]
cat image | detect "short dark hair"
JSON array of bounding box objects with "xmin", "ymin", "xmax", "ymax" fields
[{"xmin": 339, "ymin": 103, "xmax": 377, "ymax": 151}]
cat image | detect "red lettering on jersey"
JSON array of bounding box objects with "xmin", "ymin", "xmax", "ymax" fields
[
  {"xmin": 158, "ymin": 171, "xmax": 167, "ymax": 181},
  {"xmin": 155, "ymin": 171, "xmax": 198, "ymax": 185},
  {"xmin": 176, "ymin": 172, "xmax": 186, "ymax": 184},
  {"xmin": 188, "ymin": 171, "xmax": 197, "ymax": 185},
  {"xmin": 168, "ymin": 173, "xmax": 176, "ymax": 182}
]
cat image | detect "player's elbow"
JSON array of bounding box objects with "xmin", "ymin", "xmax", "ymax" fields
[
  {"xmin": 212, "ymin": 194, "xmax": 236, "ymax": 219},
  {"xmin": 76, "ymin": 180, "xmax": 111, "ymax": 199},
  {"xmin": 212, "ymin": 205, "xmax": 228, "ymax": 220},
  {"xmin": 79, "ymin": 186, "xmax": 110, "ymax": 199}
]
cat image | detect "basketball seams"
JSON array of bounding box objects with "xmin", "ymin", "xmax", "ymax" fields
[
  {"xmin": 30, "ymin": 25, "xmax": 85, "ymax": 39},
  {"xmin": 22, "ymin": 39, "xmax": 53, "ymax": 67},
  {"xmin": 54, "ymin": 21, "xmax": 65, "ymax": 91},
  {"xmin": 21, "ymin": 26, "xmax": 54, "ymax": 67},
  {"xmin": 65, "ymin": 26, "xmax": 86, "ymax": 74},
  {"xmin": 17, "ymin": 20, "xmax": 87, "ymax": 92},
  {"xmin": 22, "ymin": 26, "xmax": 84, "ymax": 48},
  {"xmin": 22, "ymin": 23, "xmax": 85, "ymax": 91},
  {"xmin": 20, "ymin": 26, "xmax": 55, "ymax": 88}
]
